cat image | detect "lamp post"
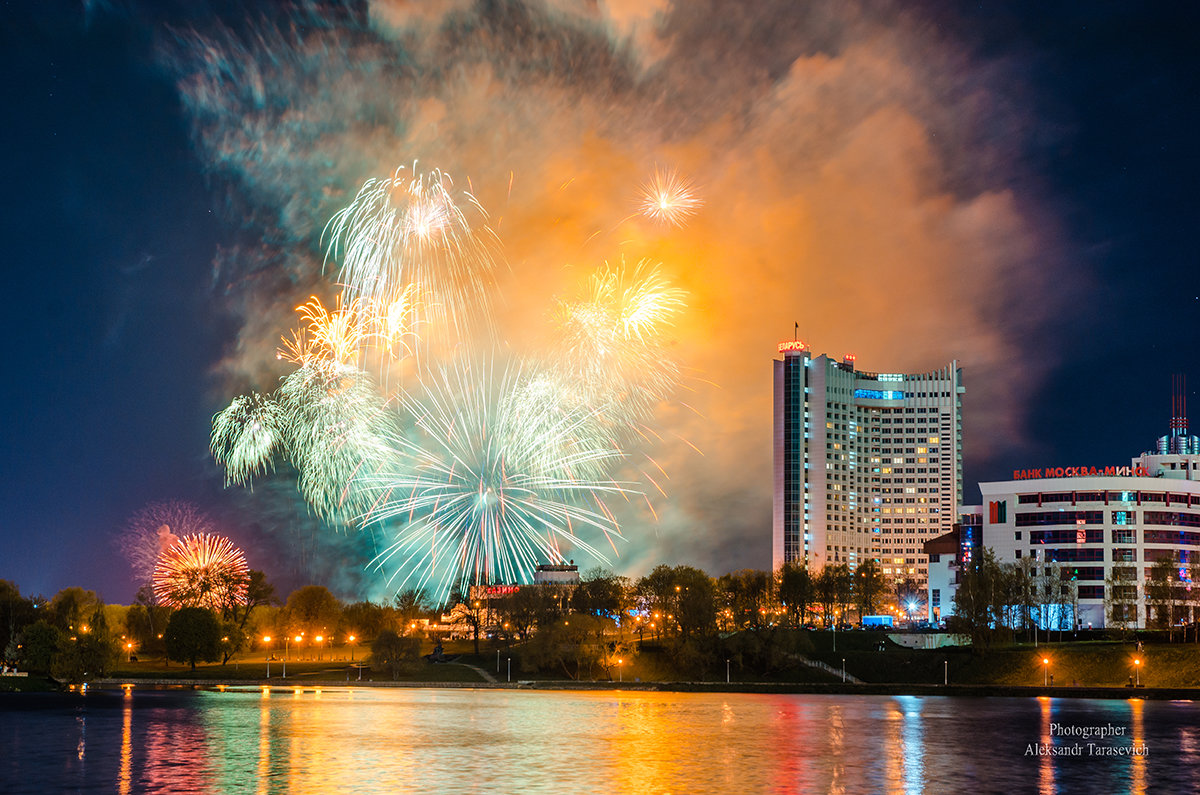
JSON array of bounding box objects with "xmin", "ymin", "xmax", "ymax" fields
[
  {"xmin": 842, "ymin": 658, "xmax": 846, "ymax": 683},
  {"xmin": 1043, "ymin": 657, "xmax": 1049, "ymax": 687},
  {"xmin": 126, "ymin": 642, "xmax": 134, "ymax": 662},
  {"xmin": 315, "ymin": 635, "xmax": 324, "ymax": 662},
  {"xmin": 617, "ymin": 658, "xmax": 623, "ymax": 683},
  {"xmin": 263, "ymin": 636, "xmax": 272, "ymax": 678},
  {"xmin": 1134, "ymin": 658, "xmax": 1141, "ymax": 687},
  {"xmin": 944, "ymin": 659, "xmax": 948, "ymax": 686},
  {"xmin": 507, "ymin": 657, "xmax": 511, "ymax": 683},
  {"xmin": 726, "ymin": 658, "xmax": 730, "ymax": 684},
  {"xmin": 348, "ymin": 635, "xmax": 356, "ymax": 662}
]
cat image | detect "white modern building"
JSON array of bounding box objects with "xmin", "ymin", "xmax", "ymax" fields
[
  {"xmin": 772, "ymin": 340, "xmax": 964, "ymax": 594},
  {"xmin": 978, "ymin": 451, "xmax": 1200, "ymax": 629}
]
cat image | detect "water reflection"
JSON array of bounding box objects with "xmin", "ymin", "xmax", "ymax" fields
[
  {"xmin": 119, "ymin": 691, "xmax": 132, "ymax": 795},
  {"xmin": 3, "ymin": 690, "xmax": 1200, "ymax": 794},
  {"xmin": 1038, "ymin": 696, "xmax": 1054, "ymax": 795},
  {"xmin": 1130, "ymin": 699, "xmax": 1145, "ymax": 795}
]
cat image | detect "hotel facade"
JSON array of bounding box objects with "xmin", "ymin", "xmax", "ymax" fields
[{"xmin": 772, "ymin": 341, "xmax": 964, "ymax": 589}]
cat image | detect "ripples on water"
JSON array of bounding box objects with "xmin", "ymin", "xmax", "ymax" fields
[{"xmin": 1, "ymin": 689, "xmax": 1198, "ymax": 794}]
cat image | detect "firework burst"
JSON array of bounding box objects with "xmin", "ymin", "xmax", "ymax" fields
[
  {"xmin": 288, "ymin": 294, "xmax": 368, "ymax": 367},
  {"xmin": 211, "ymin": 393, "xmax": 285, "ymax": 486},
  {"xmin": 638, "ymin": 167, "xmax": 703, "ymax": 227},
  {"xmin": 358, "ymin": 356, "xmax": 630, "ymax": 603},
  {"xmin": 552, "ymin": 258, "xmax": 687, "ymax": 433},
  {"xmin": 153, "ymin": 533, "xmax": 250, "ymax": 611},
  {"xmin": 120, "ymin": 501, "xmax": 214, "ymax": 592},
  {"xmin": 276, "ymin": 361, "xmax": 396, "ymax": 524},
  {"xmin": 323, "ymin": 164, "xmax": 498, "ymax": 347}
]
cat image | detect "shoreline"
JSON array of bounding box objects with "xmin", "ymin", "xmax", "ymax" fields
[{"xmin": 35, "ymin": 678, "xmax": 1192, "ymax": 701}]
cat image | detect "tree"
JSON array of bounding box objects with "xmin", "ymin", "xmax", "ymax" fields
[
  {"xmin": 46, "ymin": 587, "xmax": 101, "ymax": 632},
  {"xmin": 1014, "ymin": 557, "xmax": 1039, "ymax": 641},
  {"xmin": 393, "ymin": 589, "xmax": 427, "ymax": 633},
  {"xmin": 852, "ymin": 560, "xmax": 888, "ymax": 621},
  {"xmin": 342, "ymin": 601, "xmax": 388, "ymax": 641},
  {"xmin": 164, "ymin": 608, "xmax": 223, "ymax": 670},
  {"xmin": 53, "ymin": 605, "xmax": 119, "ymax": 683},
  {"xmin": 830, "ymin": 564, "xmax": 854, "ymax": 624},
  {"xmin": 673, "ymin": 566, "xmax": 717, "ymax": 642},
  {"xmin": 370, "ymin": 629, "xmax": 421, "ymax": 680},
  {"xmin": 0, "ymin": 580, "xmax": 36, "ymax": 661},
  {"xmin": 947, "ymin": 548, "xmax": 1012, "ymax": 653},
  {"xmin": 15, "ymin": 620, "xmax": 64, "ymax": 674},
  {"xmin": 816, "ymin": 568, "xmax": 837, "ymax": 627},
  {"xmin": 281, "ymin": 586, "xmax": 342, "ymax": 639},
  {"xmin": 717, "ymin": 570, "xmax": 773, "ymax": 630},
  {"xmin": 1145, "ymin": 555, "xmax": 1187, "ymax": 639},
  {"xmin": 777, "ymin": 564, "xmax": 814, "ymax": 627},
  {"xmin": 571, "ymin": 569, "xmax": 629, "ymax": 620},
  {"xmin": 496, "ymin": 586, "xmax": 558, "ymax": 642},
  {"xmin": 231, "ymin": 570, "xmax": 277, "ymax": 632}
]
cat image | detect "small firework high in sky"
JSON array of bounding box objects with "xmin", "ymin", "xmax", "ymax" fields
[
  {"xmin": 638, "ymin": 167, "xmax": 703, "ymax": 228},
  {"xmin": 152, "ymin": 533, "xmax": 249, "ymax": 610}
]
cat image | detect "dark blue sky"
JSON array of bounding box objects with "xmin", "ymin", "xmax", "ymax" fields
[{"xmin": 2, "ymin": 0, "xmax": 1198, "ymax": 603}]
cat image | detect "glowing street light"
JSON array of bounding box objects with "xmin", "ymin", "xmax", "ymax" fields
[
  {"xmin": 263, "ymin": 636, "xmax": 272, "ymax": 678},
  {"xmin": 1134, "ymin": 658, "xmax": 1141, "ymax": 687},
  {"xmin": 348, "ymin": 635, "xmax": 356, "ymax": 662},
  {"xmin": 1042, "ymin": 657, "xmax": 1050, "ymax": 687},
  {"xmin": 617, "ymin": 658, "xmax": 624, "ymax": 683}
]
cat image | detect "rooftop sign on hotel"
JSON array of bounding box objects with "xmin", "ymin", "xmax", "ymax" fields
[
  {"xmin": 778, "ymin": 340, "xmax": 808, "ymax": 353},
  {"xmin": 1012, "ymin": 465, "xmax": 1150, "ymax": 480}
]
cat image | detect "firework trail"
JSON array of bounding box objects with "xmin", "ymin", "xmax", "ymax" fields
[
  {"xmin": 120, "ymin": 501, "xmax": 214, "ymax": 592},
  {"xmin": 153, "ymin": 533, "xmax": 250, "ymax": 611},
  {"xmin": 211, "ymin": 392, "xmax": 285, "ymax": 486},
  {"xmin": 638, "ymin": 167, "xmax": 703, "ymax": 227},
  {"xmin": 552, "ymin": 258, "xmax": 688, "ymax": 435},
  {"xmin": 357, "ymin": 355, "xmax": 630, "ymax": 603},
  {"xmin": 324, "ymin": 164, "xmax": 499, "ymax": 349}
]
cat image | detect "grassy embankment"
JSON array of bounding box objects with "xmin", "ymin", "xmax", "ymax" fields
[{"xmin": 74, "ymin": 632, "xmax": 1200, "ymax": 690}]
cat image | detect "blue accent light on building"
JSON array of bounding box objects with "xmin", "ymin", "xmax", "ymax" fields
[{"xmin": 854, "ymin": 389, "xmax": 906, "ymax": 400}]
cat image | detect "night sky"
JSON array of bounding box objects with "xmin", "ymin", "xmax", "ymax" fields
[{"xmin": 3, "ymin": 0, "xmax": 1198, "ymax": 604}]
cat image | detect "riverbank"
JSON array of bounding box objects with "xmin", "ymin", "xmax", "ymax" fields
[{"xmin": 70, "ymin": 676, "xmax": 1198, "ymax": 701}]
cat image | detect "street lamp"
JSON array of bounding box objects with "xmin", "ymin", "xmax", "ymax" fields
[
  {"xmin": 126, "ymin": 642, "xmax": 134, "ymax": 662},
  {"xmin": 1134, "ymin": 658, "xmax": 1141, "ymax": 687},
  {"xmin": 1043, "ymin": 657, "xmax": 1049, "ymax": 687},
  {"xmin": 263, "ymin": 636, "xmax": 272, "ymax": 678},
  {"xmin": 348, "ymin": 635, "xmax": 356, "ymax": 662},
  {"xmin": 617, "ymin": 658, "xmax": 623, "ymax": 683},
  {"xmin": 315, "ymin": 635, "xmax": 324, "ymax": 662}
]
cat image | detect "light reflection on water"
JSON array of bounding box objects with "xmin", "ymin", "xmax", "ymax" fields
[{"xmin": 1, "ymin": 689, "xmax": 1199, "ymax": 793}]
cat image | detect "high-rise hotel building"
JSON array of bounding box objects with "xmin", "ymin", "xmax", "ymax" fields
[{"xmin": 772, "ymin": 341, "xmax": 964, "ymax": 588}]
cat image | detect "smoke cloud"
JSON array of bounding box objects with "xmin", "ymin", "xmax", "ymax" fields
[{"xmin": 165, "ymin": 0, "xmax": 1067, "ymax": 583}]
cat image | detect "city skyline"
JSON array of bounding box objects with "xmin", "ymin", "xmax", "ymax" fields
[{"xmin": 3, "ymin": 1, "xmax": 1199, "ymax": 603}]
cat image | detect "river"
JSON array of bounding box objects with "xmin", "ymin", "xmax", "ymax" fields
[{"xmin": 1, "ymin": 688, "xmax": 1196, "ymax": 793}]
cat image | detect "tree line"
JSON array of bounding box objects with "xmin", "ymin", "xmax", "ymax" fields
[{"xmin": 1, "ymin": 558, "xmax": 927, "ymax": 682}]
